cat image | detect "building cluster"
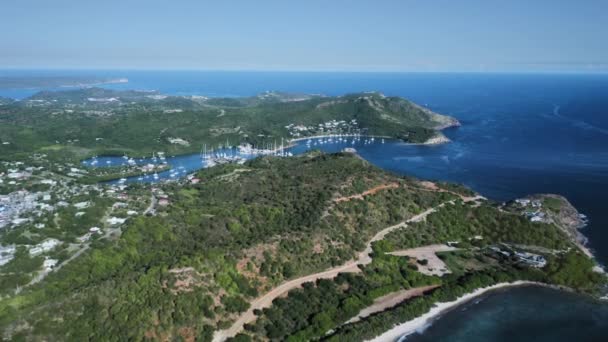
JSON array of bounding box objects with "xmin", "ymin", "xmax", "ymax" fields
[
  {"xmin": 515, "ymin": 198, "xmax": 547, "ymax": 223},
  {"xmin": 488, "ymin": 245, "xmax": 547, "ymax": 268},
  {"xmin": 0, "ymin": 161, "xmax": 36, "ymax": 187},
  {"xmin": 285, "ymin": 119, "xmax": 360, "ymax": 137},
  {"xmin": 0, "ymin": 158, "xmax": 144, "ymax": 282},
  {"xmin": 0, "ymin": 190, "xmax": 46, "ymax": 229}
]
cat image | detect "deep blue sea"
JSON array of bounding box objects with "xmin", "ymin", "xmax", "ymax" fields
[{"xmin": 2, "ymin": 70, "xmax": 608, "ymax": 341}]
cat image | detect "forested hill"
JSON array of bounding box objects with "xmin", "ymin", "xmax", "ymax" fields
[
  {"xmin": 0, "ymin": 88, "xmax": 458, "ymax": 160},
  {"xmin": 0, "ymin": 152, "xmax": 454, "ymax": 340},
  {"xmin": 0, "ymin": 152, "xmax": 603, "ymax": 341}
]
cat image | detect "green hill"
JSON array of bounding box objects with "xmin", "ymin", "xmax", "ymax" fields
[
  {"xmin": 0, "ymin": 153, "xmax": 602, "ymax": 341},
  {"xmin": 0, "ymin": 89, "xmax": 458, "ymax": 161}
]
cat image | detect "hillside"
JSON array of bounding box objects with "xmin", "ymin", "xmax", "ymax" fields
[
  {"xmin": 0, "ymin": 89, "xmax": 458, "ymax": 161},
  {"xmin": 0, "ymin": 152, "xmax": 453, "ymax": 340},
  {"xmin": 0, "ymin": 153, "xmax": 603, "ymax": 341}
]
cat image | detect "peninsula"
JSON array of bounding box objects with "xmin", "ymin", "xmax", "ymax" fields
[
  {"xmin": 0, "ymin": 89, "xmax": 458, "ymax": 164},
  {"xmin": 0, "ymin": 152, "xmax": 604, "ymax": 341}
]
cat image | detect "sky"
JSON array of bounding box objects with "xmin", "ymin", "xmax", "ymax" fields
[{"xmin": 1, "ymin": 0, "xmax": 607, "ymax": 72}]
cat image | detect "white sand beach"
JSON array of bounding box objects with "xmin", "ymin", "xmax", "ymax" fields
[{"xmin": 366, "ymin": 281, "xmax": 540, "ymax": 342}]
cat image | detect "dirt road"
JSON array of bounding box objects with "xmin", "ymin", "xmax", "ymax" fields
[{"xmin": 212, "ymin": 197, "xmax": 485, "ymax": 341}]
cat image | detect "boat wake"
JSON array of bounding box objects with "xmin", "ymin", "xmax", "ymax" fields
[{"xmin": 551, "ymin": 104, "xmax": 608, "ymax": 136}]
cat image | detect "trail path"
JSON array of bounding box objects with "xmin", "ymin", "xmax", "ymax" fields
[{"xmin": 143, "ymin": 194, "xmax": 157, "ymax": 215}]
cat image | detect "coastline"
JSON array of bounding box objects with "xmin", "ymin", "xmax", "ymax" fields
[
  {"xmin": 366, "ymin": 281, "xmax": 548, "ymax": 342},
  {"xmin": 289, "ymin": 133, "xmax": 450, "ymax": 146},
  {"xmin": 82, "ymin": 127, "xmax": 454, "ymax": 169},
  {"xmin": 289, "ymin": 134, "xmax": 392, "ymax": 143},
  {"xmin": 365, "ymin": 194, "xmax": 606, "ymax": 342}
]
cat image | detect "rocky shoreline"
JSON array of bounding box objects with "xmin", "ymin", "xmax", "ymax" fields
[
  {"xmin": 509, "ymin": 194, "xmax": 601, "ymax": 270},
  {"xmin": 422, "ymin": 132, "xmax": 451, "ymax": 145}
]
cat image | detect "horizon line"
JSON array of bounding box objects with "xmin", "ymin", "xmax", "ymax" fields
[{"xmin": 1, "ymin": 67, "xmax": 608, "ymax": 76}]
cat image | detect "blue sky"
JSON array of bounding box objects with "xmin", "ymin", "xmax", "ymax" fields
[{"xmin": 2, "ymin": 0, "xmax": 607, "ymax": 72}]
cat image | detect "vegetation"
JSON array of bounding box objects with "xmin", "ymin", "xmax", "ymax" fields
[
  {"xmin": 326, "ymin": 247, "xmax": 604, "ymax": 341},
  {"xmin": 0, "ymin": 152, "xmax": 602, "ymax": 341},
  {"xmin": 380, "ymin": 200, "xmax": 573, "ymax": 252},
  {"xmin": 0, "ymin": 88, "xmax": 456, "ymax": 162},
  {"xmin": 0, "ymin": 153, "xmax": 454, "ymax": 340},
  {"xmin": 234, "ymin": 198, "xmax": 605, "ymax": 341},
  {"xmin": 246, "ymin": 253, "xmax": 438, "ymax": 341}
]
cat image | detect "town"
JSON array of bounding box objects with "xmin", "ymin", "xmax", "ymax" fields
[{"xmin": 0, "ymin": 156, "xmax": 161, "ymax": 293}]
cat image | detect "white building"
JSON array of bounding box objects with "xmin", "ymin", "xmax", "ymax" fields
[
  {"xmin": 43, "ymin": 258, "xmax": 58, "ymax": 271},
  {"xmin": 107, "ymin": 217, "xmax": 126, "ymax": 225},
  {"xmin": 29, "ymin": 239, "xmax": 61, "ymax": 256}
]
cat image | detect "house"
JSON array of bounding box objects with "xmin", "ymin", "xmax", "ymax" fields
[
  {"xmin": 158, "ymin": 199, "xmax": 170, "ymax": 206},
  {"xmin": 112, "ymin": 202, "xmax": 127, "ymax": 209},
  {"xmin": 89, "ymin": 227, "xmax": 102, "ymax": 234},
  {"xmin": 515, "ymin": 252, "xmax": 546, "ymax": 268},
  {"xmin": 12, "ymin": 217, "xmax": 30, "ymax": 225},
  {"xmin": 106, "ymin": 217, "xmax": 126, "ymax": 225},
  {"xmin": 43, "ymin": 258, "xmax": 58, "ymax": 271},
  {"xmin": 77, "ymin": 233, "xmax": 92, "ymax": 243},
  {"xmin": 73, "ymin": 201, "xmax": 90, "ymax": 209},
  {"xmin": 29, "ymin": 239, "xmax": 61, "ymax": 256}
]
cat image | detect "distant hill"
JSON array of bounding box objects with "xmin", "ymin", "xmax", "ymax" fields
[
  {"xmin": 0, "ymin": 76, "xmax": 127, "ymax": 89},
  {"xmin": 0, "ymin": 88, "xmax": 459, "ymax": 161}
]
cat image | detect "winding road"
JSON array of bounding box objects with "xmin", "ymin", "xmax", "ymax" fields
[{"xmin": 212, "ymin": 195, "xmax": 484, "ymax": 341}]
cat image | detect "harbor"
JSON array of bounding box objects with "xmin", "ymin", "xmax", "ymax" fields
[{"xmin": 81, "ymin": 135, "xmax": 391, "ymax": 184}]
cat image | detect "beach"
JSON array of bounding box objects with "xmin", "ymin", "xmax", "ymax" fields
[{"xmin": 366, "ymin": 281, "xmax": 542, "ymax": 342}]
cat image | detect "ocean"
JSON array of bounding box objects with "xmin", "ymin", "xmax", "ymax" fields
[{"xmin": 2, "ymin": 70, "xmax": 608, "ymax": 341}]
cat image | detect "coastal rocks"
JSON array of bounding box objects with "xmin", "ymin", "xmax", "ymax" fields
[
  {"xmin": 408, "ymin": 101, "xmax": 461, "ymax": 130},
  {"xmin": 423, "ymin": 133, "xmax": 451, "ymax": 145},
  {"xmin": 433, "ymin": 116, "xmax": 462, "ymax": 130},
  {"xmin": 510, "ymin": 194, "xmax": 597, "ymax": 261}
]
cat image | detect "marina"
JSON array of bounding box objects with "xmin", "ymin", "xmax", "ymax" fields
[{"xmin": 81, "ymin": 135, "xmax": 392, "ymax": 184}]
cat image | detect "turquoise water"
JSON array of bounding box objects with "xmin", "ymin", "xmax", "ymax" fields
[{"xmin": 3, "ymin": 71, "xmax": 608, "ymax": 341}]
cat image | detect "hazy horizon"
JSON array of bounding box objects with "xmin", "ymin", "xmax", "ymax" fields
[
  {"xmin": 1, "ymin": 68, "xmax": 608, "ymax": 76},
  {"xmin": 2, "ymin": 0, "xmax": 607, "ymax": 73}
]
